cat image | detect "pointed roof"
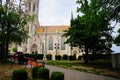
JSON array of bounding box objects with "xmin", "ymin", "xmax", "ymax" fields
[{"xmin": 71, "ymin": 11, "xmax": 74, "ymax": 21}]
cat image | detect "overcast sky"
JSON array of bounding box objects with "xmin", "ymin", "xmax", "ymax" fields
[
  {"xmin": 38, "ymin": 0, "xmax": 120, "ymax": 53},
  {"xmin": 38, "ymin": 0, "xmax": 78, "ymax": 26}
]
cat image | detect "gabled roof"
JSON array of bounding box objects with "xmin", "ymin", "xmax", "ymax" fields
[{"xmin": 37, "ymin": 25, "xmax": 69, "ymax": 34}]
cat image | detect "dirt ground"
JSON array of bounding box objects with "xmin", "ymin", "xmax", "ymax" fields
[{"xmin": 0, "ymin": 64, "xmax": 31, "ymax": 80}]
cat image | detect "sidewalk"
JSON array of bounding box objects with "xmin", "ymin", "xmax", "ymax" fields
[{"xmin": 25, "ymin": 65, "xmax": 120, "ymax": 80}]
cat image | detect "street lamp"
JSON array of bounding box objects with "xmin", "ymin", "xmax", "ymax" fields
[
  {"xmin": 43, "ymin": 29, "xmax": 47, "ymax": 60},
  {"xmin": 54, "ymin": 43, "xmax": 59, "ymax": 55}
]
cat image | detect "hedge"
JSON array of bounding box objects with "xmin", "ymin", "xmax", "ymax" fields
[
  {"xmin": 55, "ymin": 55, "xmax": 62, "ymax": 60},
  {"xmin": 12, "ymin": 69, "xmax": 28, "ymax": 80},
  {"xmin": 38, "ymin": 68, "xmax": 49, "ymax": 80},
  {"xmin": 62, "ymin": 54, "xmax": 68, "ymax": 60},
  {"xmin": 23, "ymin": 54, "xmax": 43, "ymax": 60},
  {"xmin": 32, "ymin": 66, "xmax": 39, "ymax": 79},
  {"xmin": 51, "ymin": 71, "xmax": 64, "ymax": 80},
  {"xmin": 78, "ymin": 55, "xmax": 82, "ymax": 60},
  {"xmin": 46, "ymin": 54, "xmax": 52, "ymax": 60},
  {"xmin": 69, "ymin": 55, "xmax": 76, "ymax": 61}
]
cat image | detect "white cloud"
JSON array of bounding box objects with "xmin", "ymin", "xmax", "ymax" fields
[
  {"xmin": 111, "ymin": 44, "xmax": 120, "ymax": 53},
  {"xmin": 38, "ymin": 0, "xmax": 77, "ymax": 25}
]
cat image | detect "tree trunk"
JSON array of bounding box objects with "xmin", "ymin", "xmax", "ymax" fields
[
  {"xmin": 84, "ymin": 45, "xmax": 89, "ymax": 63},
  {"xmin": 0, "ymin": 42, "xmax": 5, "ymax": 63},
  {"xmin": 4, "ymin": 21, "xmax": 10, "ymax": 63}
]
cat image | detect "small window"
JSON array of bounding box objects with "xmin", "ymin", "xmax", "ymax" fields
[
  {"xmin": 49, "ymin": 36, "xmax": 53, "ymax": 50},
  {"xmin": 61, "ymin": 37, "xmax": 65, "ymax": 50}
]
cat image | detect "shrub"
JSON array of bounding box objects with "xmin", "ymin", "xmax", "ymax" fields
[
  {"xmin": 62, "ymin": 54, "xmax": 68, "ymax": 60},
  {"xmin": 69, "ymin": 55, "xmax": 75, "ymax": 61},
  {"xmin": 46, "ymin": 54, "xmax": 52, "ymax": 60},
  {"xmin": 51, "ymin": 71, "xmax": 64, "ymax": 80},
  {"xmin": 37, "ymin": 54, "xmax": 44, "ymax": 60},
  {"xmin": 12, "ymin": 47, "xmax": 17, "ymax": 52},
  {"xmin": 78, "ymin": 55, "xmax": 82, "ymax": 60},
  {"xmin": 18, "ymin": 52, "xmax": 27, "ymax": 64},
  {"xmin": 12, "ymin": 69, "xmax": 28, "ymax": 80},
  {"xmin": 83, "ymin": 54, "xmax": 87, "ymax": 62},
  {"xmin": 29, "ymin": 54, "xmax": 43, "ymax": 60},
  {"xmin": 55, "ymin": 55, "xmax": 62, "ymax": 60},
  {"xmin": 24, "ymin": 53, "xmax": 30, "ymax": 57},
  {"xmin": 38, "ymin": 68, "xmax": 49, "ymax": 80},
  {"xmin": 32, "ymin": 66, "xmax": 39, "ymax": 79}
]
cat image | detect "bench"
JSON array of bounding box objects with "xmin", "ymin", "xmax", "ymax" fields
[
  {"xmin": 24, "ymin": 58, "xmax": 45, "ymax": 68},
  {"xmin": 13, "ymin": 52, "xmax": 44, "ymax": 68}
]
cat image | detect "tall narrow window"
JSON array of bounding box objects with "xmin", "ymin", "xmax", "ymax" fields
[
  {"xmin": 61, "ymin": 37, "xmax": 65, "ymax": 50},
  {"xmin": 29, "ymin": 2, "xmax": 31, "ymax": 10},
  {"xmin": 33, "ymin": 4, "xmax": 35, "ymax": 11},
  {"xmin": 49, "ymin": 36, "xmax": 53, "ymax": 50}
]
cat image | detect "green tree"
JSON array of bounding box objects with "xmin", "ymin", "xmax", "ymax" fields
[
  {"xmin": 63, "ymin": 0, "xmax": 120, "ymax": 63},
  {"xmin": 0, "ymin": 5, "xmax": 28, "ymax": 63}
]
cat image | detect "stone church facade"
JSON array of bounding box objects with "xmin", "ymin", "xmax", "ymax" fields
[{"xmin": 18, "ymin": 0, "xmax": 82, "ymax": 60}]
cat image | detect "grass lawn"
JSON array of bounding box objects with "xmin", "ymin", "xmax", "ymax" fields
[{"xmin": 46, "ymin": 60, "xmax": 120, "ymax": 79}]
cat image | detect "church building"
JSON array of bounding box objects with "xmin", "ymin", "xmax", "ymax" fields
[{"xmin": 18, "ymin": 0, "xmax": 82, "ymax": 60}]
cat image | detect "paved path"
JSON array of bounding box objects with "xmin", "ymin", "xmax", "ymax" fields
[{"xmin": 25, "ymin": 65, "xmax": 120, "ymax": 80}]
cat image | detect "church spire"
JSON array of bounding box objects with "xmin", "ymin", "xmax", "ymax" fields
[
  {"xmin": 71, "ymin": 11, "xmax": 74, "ymax": 21},
  {"xmin": 70, "ymin": 11, "xmax": 74, "ymax": 26}
]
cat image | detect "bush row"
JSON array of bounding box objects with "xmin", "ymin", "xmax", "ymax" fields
[
  {"xmin": 55, "ymin": 55, "xmax": 76, "ymax": 61},
  {"xmin": 23, "ymin": 53, "xmax": 111, "ymax": 61},
  {"xmin": 12, "ymin": 67, "xmax": 64, "ymax": 80},
  {"xmin": 23, "ymin": 53, "xmax": 77, "ymax": 61},
  {"xmin": 24, "ymin": 53, "xmax": 43, "ymax": 60},
  {"xmin": 46, "ymin": 54, "xmax": 77, "ymax": 61}
]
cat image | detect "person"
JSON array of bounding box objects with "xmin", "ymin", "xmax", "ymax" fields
[{"xmin": 13, "ymin": 52, "xmax": 19, "ymax": 63}]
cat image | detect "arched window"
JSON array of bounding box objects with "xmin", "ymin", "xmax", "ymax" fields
[
  {"xmin": 61, "ymin": 37, "xmax": 65, "ymax": 50},
  {"xmin": 49, "ymin": 36, "xmax": 53, "ymax": 50},
  {"xmin": 31, "ymin": 44, "xmax": 37, "ymax": 54}
]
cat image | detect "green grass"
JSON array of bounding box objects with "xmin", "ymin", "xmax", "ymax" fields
[
  {"xmin": 46, "ymin": 60, "xmax": 113, "ymax": 69},
  {"xmin": 46, "ymin": 60, "xmax": 80, "ymax": 67},
  {"xmin": 46, "ymin": 60, "xmax": 120, "ymax": 79}
]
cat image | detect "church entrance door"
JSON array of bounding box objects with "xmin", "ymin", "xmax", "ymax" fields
[{"xmin": 31, "ymin": 44, "xmax": 37, "ymax": 54}]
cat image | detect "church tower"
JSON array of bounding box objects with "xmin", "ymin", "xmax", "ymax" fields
[
  {"xmin": 18, "ymin": 0, "xmax": 40, "ymax": 53},
  {"xmin": 27, "ymin": 0, "xmax": 39, "ymax": 53},
  {"xmin": 26, "ymin": 0, "xmax": 39, "ymax": 36}
]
